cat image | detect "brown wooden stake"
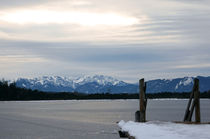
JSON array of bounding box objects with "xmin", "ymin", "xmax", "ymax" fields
[
  {"xmin": 139, "ymin": 78, "xmax": 146, "ymax": 122},
  {"xmin": 183, "ymin": 78, "xmax": 201, "ymax": 123},
  {"xmin": 144, "ymin": 82, "xmax": 147, "ymax": 120},
  {"xmin": 194, "ymin": 78, "xmax": 200, "ymax": 123}
]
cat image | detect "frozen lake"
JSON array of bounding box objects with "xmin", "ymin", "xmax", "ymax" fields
[{"xmin": 0, "ymin": 99, "xmax": 209, "ymax": 139}]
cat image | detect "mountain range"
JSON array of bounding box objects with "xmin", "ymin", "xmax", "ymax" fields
[{"xmin": 15, "ymin": 75, "xmax": 210, "ymax": 94}]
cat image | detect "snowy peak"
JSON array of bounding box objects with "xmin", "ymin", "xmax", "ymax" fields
[
  {"xmin": 17, "ymin": 76, "xmax": 74, "ymax": 87},
  {"xmin": 175, "ymin": 77, "xmax": 193, "ymax": 90},
  {"xmin": 179, "ymin": 77, "xmax": 193, "ymax": 86},
  {"xmin": 74, "ymin": 75, "xmax": 122, "ymax": 86},
  {"xmin": 16, "ymin": 76, "xmax": 75, "ymax": 92}
]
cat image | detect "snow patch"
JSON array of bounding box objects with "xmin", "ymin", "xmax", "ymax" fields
[
  {"xmin": 179, "ymin": 77, "xmax": 193, "ymax": 86},
  {"xmin": 175, "ymin": 77, "xmax": 193, "ymax": 90},
  {"xmin": 175, "ymin": 84, "xmax": 179, "ymax": 90},
  {"xmin": 118, "ymin": 120, "xmax": 210, "ymax": 139}
]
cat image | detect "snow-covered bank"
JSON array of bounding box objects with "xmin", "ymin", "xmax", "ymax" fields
[{"xmin": 118, "ymin": 120, "xmax": 210, "ymax": 139}]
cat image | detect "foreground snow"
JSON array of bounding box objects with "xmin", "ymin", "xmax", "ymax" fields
[{"xmin": 118, "ymin": 120, "xmax": 210, "ymax": 139}]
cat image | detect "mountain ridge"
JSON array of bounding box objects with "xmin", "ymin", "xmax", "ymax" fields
[{"xmin": 15, "ymin": 75, "xmax": 210, "ymax": 93}]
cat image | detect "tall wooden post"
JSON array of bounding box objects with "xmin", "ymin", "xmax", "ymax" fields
[
  {"xmin": 194, "ymin": 78, "xmax": 200, "ymax": 123},
  {"xmin": 183, "ymin": 78, "xmax": 200, "ymax": 123},
  {"xmin": 139, "ymin": 78, "xmax": 146, "ymax": 122}
]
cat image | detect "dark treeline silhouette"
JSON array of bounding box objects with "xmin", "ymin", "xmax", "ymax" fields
[{"xmin": 0, "ymin": 80, "xmax": 210, "ymax": 100}]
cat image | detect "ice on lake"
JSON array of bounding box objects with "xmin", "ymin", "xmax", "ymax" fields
[{"xmin": 0, "ymin": 99, "xmax": 209, "ymax": 139}]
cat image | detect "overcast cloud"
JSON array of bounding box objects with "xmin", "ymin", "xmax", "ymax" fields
[{"xmin": 0, "ymin": 0, "xmax": 210, "ymax": 82}]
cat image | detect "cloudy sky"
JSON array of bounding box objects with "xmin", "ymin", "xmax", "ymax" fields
[{"xmin": 0, "ymin": 0, "xmax": 210, "ymax": 82}]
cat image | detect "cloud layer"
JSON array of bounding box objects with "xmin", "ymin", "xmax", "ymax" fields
[{"xmin": 0, "ymin": 0, "xmax": 210, "ymax": 82}]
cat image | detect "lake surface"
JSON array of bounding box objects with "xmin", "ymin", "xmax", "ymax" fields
[{"xmin": 0, "ymin": 99, "xmax": 209, "ymax": 139}]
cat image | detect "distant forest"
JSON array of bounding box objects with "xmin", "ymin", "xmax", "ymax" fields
[{"xmin": 0, "ymin": 80, "xmax": 210, "ymax": 100}]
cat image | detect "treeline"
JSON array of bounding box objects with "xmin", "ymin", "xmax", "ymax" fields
[
  {"xmin": 146, "ymin": 92, "xmax": 210, "ymax": 99},
  {"xmin": 0, "ymin": 80, "xmax": 210, "ymax": 100}
]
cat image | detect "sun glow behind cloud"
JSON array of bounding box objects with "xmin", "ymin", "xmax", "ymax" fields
[{"xmin": 0, "ymin": 10, "xmax": 139, "ymax": 26}]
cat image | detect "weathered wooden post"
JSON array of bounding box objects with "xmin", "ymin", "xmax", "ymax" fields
[
  {"xmin": 194, "ymin": 78, "xmax": 200, "ymax": 123},
  {"xmin": 183, "ymin": 78, "xmax": 200, "ymax": 123},
  {"xmin": 139, "ymin": 78, "xmax": 146, "ymax": 122}
]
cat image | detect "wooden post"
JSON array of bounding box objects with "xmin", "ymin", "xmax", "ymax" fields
[
  {"xmin": 183, "ymin": 91, "xmax": 194, "ymax": 121},
  {"xmin": 139, "ymin": 78, "xmax": 146, "ymax": 122},
  {"xmin": 183, "ymin": 78, "xmax": 200, "ymax": 123},
  {"xmin": 144, "ymin": 82, "xmax": 147, "ymax": 120},
  {"xmin": 194, "ymin": 78, "xmax": 200, "ymax": 123}
]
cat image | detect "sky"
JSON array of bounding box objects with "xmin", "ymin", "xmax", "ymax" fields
[{"xmin": 0, "ymin": 0, "xmax": 210, "ymax": 83}]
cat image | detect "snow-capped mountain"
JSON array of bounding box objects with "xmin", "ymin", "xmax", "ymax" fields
[
  {"xmin": 15, "ymin": 75, "xmax": 210, "ymax": 93},
  {"xmin": 146, "ymin": 76, "xmax": 210, "ymax": 93},
  {"xmin": 16, "ymin": 75, "xmax": 132, "ymax": 93}
]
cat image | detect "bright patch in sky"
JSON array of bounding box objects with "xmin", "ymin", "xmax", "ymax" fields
[{"xmin": 0, "ymin": 10, "xmax": 139, "ymax": 26}]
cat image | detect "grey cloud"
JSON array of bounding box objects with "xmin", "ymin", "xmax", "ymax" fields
[
  {"xmin": 0, "ymin": 0, "xmax": 51, "ymax": 9},
  {"xmin": 1, "ymin": 39, "xmax": 210, "ymax": 82},
  {"xmin": 1, "ymin": 39, "xmax": 210, "ymax": 66},
  {"xmin": 169, "ymin": 0, "xmax": 210, "ymax": 4}
]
